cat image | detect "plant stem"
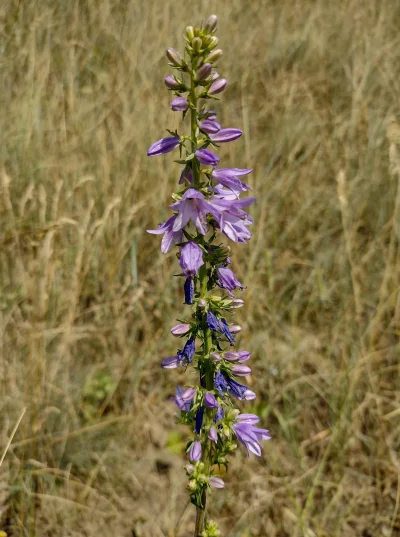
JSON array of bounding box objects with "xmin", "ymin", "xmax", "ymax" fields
[{"xmin": 190, "ymin": 61, "xmax": 213, "ymax": 537}]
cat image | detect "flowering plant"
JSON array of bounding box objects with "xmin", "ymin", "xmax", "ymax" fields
[{"xmin": 147, "ymin": 15, "xmax": 270, "ymax": 537}]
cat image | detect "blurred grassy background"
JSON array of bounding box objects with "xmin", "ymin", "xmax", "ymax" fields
[{"xmin": 1, "ymin": 0, "xmax": 400, "ymax": 535}]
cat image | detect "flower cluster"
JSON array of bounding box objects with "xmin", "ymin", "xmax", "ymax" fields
[{"xmin": 147, "ymin": 14, "xmax": 270, "ymax": 535}]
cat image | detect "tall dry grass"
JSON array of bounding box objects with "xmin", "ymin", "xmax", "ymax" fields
[{"xmin": 0, "ymin": 0, "xmax": 400, "ymax": 535}]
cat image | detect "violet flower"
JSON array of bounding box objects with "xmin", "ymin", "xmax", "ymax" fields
[
  {"xmin": 208, "ymin": 426, "xmax": 218, "ymax": 442},
  {"xmin": 217, "ymin": 267, "xmax": 244, "ymax": 295},
  {"xmin": 210, "ymin": 128, "xmax": 242, "ymax": 143},
  {"xmin": 179, "ymin": 242, "xmax": 204, "ymax": 276},
  {"xmin": 147, "ymin": 136, "xmax": 180, "ymax": 156},
  {"xmin": 170, "ymin": 96, "xmax": 189, "ymax": 111},
  {"xmin": 171, "ymin": 386, "xmax": 196, "ymax": 411},
  {"xmin": 211, "ymin": 168, "xmax": 252, "ymax": 192},
  {"xmin": 195, "ymin": 148, "xmax": 220, "ymax": 166},
  {"xmin": 214, "ymin": 370, "xmax": 250, "ymax": 400},
  {"xmin": 209, "ymin": 477, "xmax": 225, "ymax": 488},
  {"xmin": 170, "ymin": 323, "xmax": 190, "ymax": 336},
  {"xmin": 199, "ymin": 119, "xmax": 221, "ymax": 134},
  {"xmin": 164, "ymin": 75, "xmax": 180, "ymax": 89},
  {"xmin": 231, "ymin": 365, "xmax": 252, "ymax": 376},
  {"xmin": 189, "ymin": 440, "xmax": 202, "ymax": 462},
  {"xmin": 195, "ymin": 407, "xmax": 205, "ymax": 434},
  {"xmin": 219, "ymin": 318, "xmax": 235, "ymax": 345},
  {"xmin": 177, "ymin": 337, "xmax": 196, "ymax": 364},
  {"xmin": 204, "ymin": 392, "xmax": 218, "ymax": 408},
  {"xmin": 147, "ymin": 215, "xmax": 183, "ymax": 254},
  {"xmin": 208, "ymin": 78, "xmax": 227, "ymax": 95},
  {"xmin": 232, "ymin": 414, "xmax": 271, "ymax": 457},
  {"xmin": 161, "ymin": 355, "xmax": 181, "ymax": 369},
  {"xmin": 184, "ymin": 277, "xmax": 194, "ymax": 304},
  {"xmin": 170, "ymin": 189, "xmax": 220, "ymax": 235},
  {"xmin": 196, "ymin": 62, "xmax": 212, "ymax": 80},
  {"xmin": 179, "ymin": 168, "xmax": 194, "ymax": 184}
]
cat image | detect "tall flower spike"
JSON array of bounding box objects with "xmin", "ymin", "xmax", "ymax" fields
[{"xmin": 146, "ymin": 16, "xmax": 269, "ymax": 536}]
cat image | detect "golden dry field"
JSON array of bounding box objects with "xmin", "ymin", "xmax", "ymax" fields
[{"xmin": 1, "ymin": 0, "xmax": 400, "ymax": 535}]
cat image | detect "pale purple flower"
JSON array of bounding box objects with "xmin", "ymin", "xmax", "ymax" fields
[
  {"xmin": 232, "ymin": 298, "xmax": 245, "ymax": 308},
  {"xmin": 171, "ymin": 386, "xmax": 196, "ymax": 411},
  {"xmin": 209, "ymin": 78, "xmax": 227, "ymax": 95},
  {"xmin": 217, "ymin": 267, "xmax": 244, "ymax": 295},
  {"xmin": 209, "ymin": 477, "xmax": 225, "ymax": 489},
  {"xmin": 224, "ymin": 351, "xmax": 251, "ymax": 363},
  {"xmin": 147, "ymin": 136, "xmax": 180, "ymax": 156},
  {"xmin": 164, "ymin": 75, "xmax": 180, "ymax": 89},
  {"xmin": 195, "ymin": 148, "xmax": 220, "ymax": 166},
  {"xmin": 210, "ymin": 128, "xmax": 242, "ymax": 143},
  {"xmin": 229, "ymin": 324, "xmax": 242, "ymax": 333},
  {"xmin": 170, "ymin": 323, "xmax": 190, "ymax": 336},
  {"xmin": 211, "ymin": 168, "xmax": 252, "ymax": 192},
  {"xmin": 161, "ymin": 355, "xmax": 181, "ymax": 368},
  {"xmin": 209, "ymin": 195, "xmax": 256, "ymax": 243},
  {"xmin": 170, "ymin": 189, "xmax": 220, "ymax": 235},
  {"xmin": 243, "ymin": 389, "xmax": 257, "ymax": 400},
  {"xmin": 196, "ymin": 63, "xmax": 212, "ymax": 80},
  {"xmin": 208, "ymin": 426, "xmax": 218, "ymax": 442},
  {"xmin": 147, "ymin": 215, "xmax": 183, "ymax": 254},
  {"xmin": 170, "ymin": 96, "xmax": 188, "ymax": 111},
  {"xmin": 189, "ymin": 440, "xmax": 202, "ymax": 461},
  {"xmin": 199, "ymin": 119, "xmax": 221, "ymax": 134},
  {"xmin": 231, "ymin": 365, "xmax": 252, "ymax": 376},
  {"xmin": 232, "ymin": 414, "xmax": 271, "ymax": 457},
  {"xmin": 179, "ymin": 242, "xmax": 204, "ymax": 276},
  {"xmin": 177, "ymin": 337, "xmax": 196, "ymax": 364},
  {"xmin": 204, "ymin": 392, "xmax": 218, "ymax": 408}
]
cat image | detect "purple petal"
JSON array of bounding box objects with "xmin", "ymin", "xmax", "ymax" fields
[
  {"xmin": 170, "ymin": 97, "xmax": 188, "ymax": 112},
  {"xmin": 209, "ymin": 477, "xmax": 225, "ymax": 489},
  {"xmin": 195, "ymin": 149, "xmax": 220, "ymax": 166},
  {"xmin": 147, "ymin": 136, "xmax": 180, "ymax": 156},
  {"xmin": 208, "ymin": 426, "xmax": 218, "ymax": 442},
  {"xmin": 210, "ymin": 128, "xmax": 242, "ymax": 143},
  {"xmin": 209, "ymin": 78, "xmax": 227, "ymax": 95},
  {"xmin": 204, "ymin": 392, "xmax": 218, "ymax": 408},
  {"xmin": 243, "ymin": 389, "xmax": 257, "ymax": 400},
  {"xmin": 179, "ymin": 242, "xmax": 204, "ymax": 276},
  {"xmin": 231, "ymin": 365, "xmax": 252, "ymax": 377},
  {"xmin": 161, "ymin": 356, "xmax": 180, "ymax": 368},
  {"xmin": 199, "ymin": 119, "xmax": 221, "ymax": 134},
  {"xmin": 170, "ymin": 323, "xmax": 190, "ymax": 336},
  {"xmin": 189, "ymin": 440, "xmax": 202, "ymax": 461}
]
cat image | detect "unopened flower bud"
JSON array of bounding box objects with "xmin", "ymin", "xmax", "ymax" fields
[
  {"xmin": 232, "ymin": 299, "xmax": 244, "ymax": 308},
  {"xmin": 205, "ymin": 48, "xmax": 223, "ymax": 63},
  {"xmin": 188, "ymin": 479, "xmax": 197, "ymax": 490},
  {"xmin": 166, "ymin": 47, "xmax": 182, "ymax": 66},
  {"xmin": 170, "ymin": 323, "xmax": 190, "ymax": 336},
  {"xmin": 170, "ymin": 96, "xmax": 188, "ymax": 111},
  {"xmin": 209, "ymin": 476, "xmax": 225, "ymax": 489},
  {"xmin": 208, "ymin": 426, "xmax": 218, "ymax": 441},
  {"xmin": 208, "ymin": 78, "xmax": 227, "ymax": 95},
  {"xmin": 189, "ymin": 440, "xmax": 202, "ymax": 461},
  {"xmin": 229, "ymin": 324, "xmax": 242, "ymax": 333},
  {"xmin": 204, "ymin": 14, "xmax": 218, "ymax": 33},
  {"xmin": 164, "ymin": 75, "xmax": 180, "ymax": 89},
  {"xmin": 186, "ymin": 26, "xmax": 194, "ymax": 41},
  {"xmin": 208, "ymin": 36, "xmax": 219, "ymax": 50},
  {"xmin": 192, "ymin": 37, "xmax": 203, "ymax": 53},
  {"xmin": 196, "ymin": 62, "xmax": 212, "ymax": 81},
  {"xmin": 231, "ymin": 364, "xmax": 252, "ymax": 376},
  {"xmin": 198, "ymin": 298, "xmax": 207, "ymax": 307},
  {"xmin": 210, "ymin": 352, "xmax": 222, "ymax": 362}
]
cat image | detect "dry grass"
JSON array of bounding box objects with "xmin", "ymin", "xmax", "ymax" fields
[{"xmin": 1, "ymin": 0, "xmax": 400, "ymax": 535}]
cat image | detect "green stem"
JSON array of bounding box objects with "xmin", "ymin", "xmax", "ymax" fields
[{"xmin": 190, "ymin": 59, "xmax": 213, "ymax": 537}]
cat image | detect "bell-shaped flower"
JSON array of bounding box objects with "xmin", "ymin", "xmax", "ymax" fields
[
  {"xmin": 209, "ymin": 477, "xmax": 225, "ymax": 489},
  {"xmin": 147, "ymin": 136, "xmax": 180, "ymax": 156},
  {"xmin": 211, "ymin": 168, "xmax": 252, "ymax": 192},
  {"xmin": 232, "ymin": 414, "xmax": 271, "ymax": 457},
  {"xmin": 204, "ymin": 392, "xmax": 218, "ymax": 408},
  {"xmin": 210, "ymin": 128, "xmax": 242, "ymax": 143},
  {"xmin": 147, "ymin": 215, "xmax": 183, "ymax": 253},
  {"xmin": 189, "ymin": 440, "xmax": 202, "ymax": 461},
  {"xmin": 217, "ymin": 267, "xmax": 244, "ymax": 295},
  {"xmin": 170, "ymin": 96, "xmax": 188, "ymax": 111},
  {"xmin": 208, "ymin": 426, "xmax": 218, "ymax": 442},
  {"xmin": 170, "ymin": 189, "xmax": 221, "ymax": 235},
  {"xmin": 184, "ymin": 277, "xmax": 194, "ymax": 304},
  {"xmin": 195, "ymin": 149, "xmax": 220, "ymax": 167},
  {"xmin": 177, "ymin": 337, "xmax": 196, "ymax": 364},
  {"xmin": 179, "ymin": 242, "xmax": 204, "ymax": 276},
  {"xmin": 171, "ymin": 386, "xmax": 196, "ymax": 411}
]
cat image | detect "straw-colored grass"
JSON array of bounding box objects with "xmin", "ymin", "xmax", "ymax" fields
[{"xmin": 1, "ymin": 0, "xmax": 400, "ymax": 535}]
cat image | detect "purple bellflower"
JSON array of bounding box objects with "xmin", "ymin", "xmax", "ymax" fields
[
  {"xmin": 170, "ymin": 189, "xmax": 220, "ymax": 235},
  {"xmin": 171, "ymin": 386, "xmax": 196, "ymax": 411},
  {"xmin": 210, "ymin": 128, "xmax": 242, "ymax": 143},
  {"xmin": 208, "ymin": 426, "xmax": 218, "ymax": 442},
  {"xmin": 208, "ymin": 78, "xmax": 227, "ymax": 95},
  {"xmin": 211, "ymin": 168, "xmax": 252, "ymax": 192},
  {"xmin": 147, "ymin": 136, "xmax": 180, "ymax": 156},
  {"xmin": 204, "ymin": 392, "xmax": 218, "ymax": 408},
  {"xmin": 170, "ymin": 96, "xmax": 189, "ymax": 111},
  {"xmin": 209, "ymin": 477, "xmax": 225, "ymax": 488},
  {"xmin": 232, "ymin": 414, "xmax": 271, "ymax": 457},
  {"xmin": 195, "ymin": 407, "xmax": 205, "ymax": 434},
  {"xmin": 177, "ymin": 337, "xmax": 196, "ymax": 364},
  {"xmin": 189, "ymin": 440, "xmax": 202, "ymax": 462},
  {"xmin": 217, "ymin": 267, "xmax": 244, "ymax": 295},
  {"xmin": 195, "ymin": 148, "xmax": 220, "ymax": 166},
  {"xmin": 199, "ymin": 119, "xmax": 221, "ymax": 134},
  {"xmin": 184, "ymin": 277, "xmax": 194, "ymax": 304},
  {"xmin": 147, "ymin": 215, "xmax": 183, "ymax": 254},
  {"xmin": 179, "ymin": 242, "xmax": 204, "ymax": 276}
]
